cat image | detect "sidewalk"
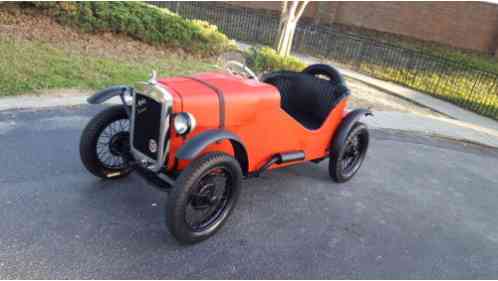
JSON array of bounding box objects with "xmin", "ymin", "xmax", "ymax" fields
[{"xmin": 0, "ymin": 90, "xmax": 119, "ymax": 112}]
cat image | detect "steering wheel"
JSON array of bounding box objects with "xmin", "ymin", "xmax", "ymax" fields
[{"xmin": 224, "ymin": 60, "xmax": 259, "ymax": 82}]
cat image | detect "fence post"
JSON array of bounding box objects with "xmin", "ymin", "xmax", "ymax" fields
[
  {"xmin": 354, "ymin": 40, "xmax": 366, "ymax": 72},
  {"xmin": 294, "ymin": 27, "xmax": 305, "ymax": 53},
  {"xmin": 175, "ymin": 2, "xmax": 180, "ymax": 14},
  {"xmin": 468, "ymin": 71, "xmax": 482, "ymax": 106},
  {"xmin": 407, "ymin": 51, "xmax": 417, "ymax": 85}
]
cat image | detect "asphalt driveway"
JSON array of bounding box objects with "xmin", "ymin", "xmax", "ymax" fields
[{"xmin": 1, "ymin": 105, "xmax": 498, "ymax": 279}]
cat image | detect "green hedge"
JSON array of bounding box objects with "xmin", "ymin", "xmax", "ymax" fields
[
  {"xmin": 27, "ymin": 2, "xmax": 236, "ymax": 56},
  {"xmin": 245, "ymin": 46, "xmax": 306, "ymax": 73}
]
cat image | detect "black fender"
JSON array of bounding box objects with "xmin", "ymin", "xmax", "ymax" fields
[
  {"xmin": 330, "ymin": 109, "xmax": 372, "ymax": 157},
  {"xmin": 87, "ymin": 85, "xmax": 132, "ymax": 104},
  {"xmin": 176, "ymin": 129, "xmax": 249, "ymax": 175}
]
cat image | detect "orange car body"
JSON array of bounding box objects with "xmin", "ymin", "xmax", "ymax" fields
[
  {"xmin": 160, "ymin": 72, "xmax": 347, "ymax": 174},
  {"xmin": 82, "ymin": 64, "xmax": 372, "ymax": 243}
]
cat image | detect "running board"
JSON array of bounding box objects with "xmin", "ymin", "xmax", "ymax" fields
[{"xmin": 252, "ymin": 151, "xmax": 305, "ymax": 177}]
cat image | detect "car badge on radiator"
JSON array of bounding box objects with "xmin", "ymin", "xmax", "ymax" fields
[
  {"xmin": 137, "ymin": 98, "xmax": 147, "ymax": 107},
  {"xmin": 148, "ymin": 139, "xmax": 158, "ymax": 153}
]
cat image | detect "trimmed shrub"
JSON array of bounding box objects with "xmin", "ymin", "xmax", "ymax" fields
[
  {"xmin": 245, "ymin": 46, "xmax": 306, "ymax": 73},
  {"xmin": 26, "ymin": 2, "xmax": 236, "ymax": 56}
]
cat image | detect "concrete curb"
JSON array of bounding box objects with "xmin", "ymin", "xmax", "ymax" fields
[{"xmin": 0, "ymin": 92, "xmax": 119, "ymax": 112}]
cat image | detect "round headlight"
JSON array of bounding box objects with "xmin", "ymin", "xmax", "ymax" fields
[
  {"xmin": 174, "ymin": 112, "xmax": 196, "ymax": 135},
  {"xmin": 123, "ymin": 93, "xmax": 133, "ymax": 105}
]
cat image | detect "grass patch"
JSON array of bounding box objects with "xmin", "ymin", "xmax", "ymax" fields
[
  {"xmin": 380, "ymin": 37, "xmax": 498, "ymax": 75},
  {"xmin": 418, "ymin": 46, "xmax": 498, "ymax": 74},
  {"xmin": 0, "ymin": 38, "xmax": 217, "ymax": 96},
  {"xmin": 359, "ymin": 63, "xmax": 498, "ymax": 120}
]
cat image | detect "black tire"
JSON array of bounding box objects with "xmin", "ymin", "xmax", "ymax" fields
[
  {"xmin": 79, "ymin": 105, "xmax": 133, "ymax": 179},
  {"xmin": 166, "ymin": 152, "xmax": 243, "ymax": 244},
  {"xmin": 329, "ymin": 123, "xmax": 369, "ymax": 183}
]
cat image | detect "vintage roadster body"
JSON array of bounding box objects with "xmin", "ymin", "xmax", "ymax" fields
[{"xmin": 80, "ymin": 63, "xmax": 371, "ymax": 243}]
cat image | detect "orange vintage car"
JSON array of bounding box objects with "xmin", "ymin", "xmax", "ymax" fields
[{"xmin": 80, "ymin": 63, "xmax": 372, "ymax": 243}]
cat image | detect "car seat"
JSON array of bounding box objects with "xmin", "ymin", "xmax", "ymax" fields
[{"xmin": 262, "ymin": 64, "xmax": 350, "ymax": 130}]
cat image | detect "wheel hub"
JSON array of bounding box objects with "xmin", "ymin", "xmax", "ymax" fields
[
  {"xmin": 191, "ymin": 184, "xmax": 217, "ymax": 209},
  {"xmin": 342, "ymin": 136, "xmax": 362, "ymax": 170},
  {"xmin": 186, "ymin": 169, "xmax": 231, "ymax": 231},
  {"xmin": 109, "ymin": 132, "xmax": 130, "ymax": 156}
]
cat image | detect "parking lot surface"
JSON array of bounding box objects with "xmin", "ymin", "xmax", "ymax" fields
[{"xmin": 1, "ymin": 106, "xmax": 498, "ymax": 279}]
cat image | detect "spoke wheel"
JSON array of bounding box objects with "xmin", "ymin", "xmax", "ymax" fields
[
  {"xmin": 166, "ymin": 152, "xmax": 242, "ymax": 244},
  {"xmin": 96, "ymin": 119, "xmax": 130, "ymax": 170},
  {"xmin": 329, "ymin": 123, "xmax": 369, "ymax": 183},
  {"xmin": 80, "ymin": 105, "xmax": 133, "ymax": 179}
]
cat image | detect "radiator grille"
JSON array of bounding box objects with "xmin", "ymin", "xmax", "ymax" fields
[{"xmin": 132, "ymin": 93, "xmax": 162, "ymax": 160}]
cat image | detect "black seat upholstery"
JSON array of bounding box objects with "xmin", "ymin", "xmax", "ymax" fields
[{"xmin": 263, "ymin": 70, "xmax": 349, "ymax": 130}]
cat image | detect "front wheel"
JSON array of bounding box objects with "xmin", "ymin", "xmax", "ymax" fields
[
  {"xmin": 166, "ymin": 152, "xmax": 243, "ymax": 244},
  {"xmin": 79, "ymin": 105, "xmax": 133, "ymax": 179},
  {"xmin": 329, "ymin": 123, "xmax": 369, "ymax": 183}
]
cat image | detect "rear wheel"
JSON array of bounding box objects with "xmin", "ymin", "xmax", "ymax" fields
[
  {"xmin": 329, "ymin": 123, "xmax": 369, "ymax": 183},
  {"xmin": 166, "ymin": 152, "xmax": 242, "ymax": 244},
  {"xmin": 80, "ymin": 105, "xmax": 133, "ymax": 179}
]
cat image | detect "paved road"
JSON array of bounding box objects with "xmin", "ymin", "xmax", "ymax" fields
[{"xmin": 1, "ymin": 106, "xmax": 498, "ymax": 279}]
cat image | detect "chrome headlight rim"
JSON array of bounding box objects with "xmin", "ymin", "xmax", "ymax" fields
[{"xmin": 174, "ymin": 112, "xmax": 196, "ymax": 135}]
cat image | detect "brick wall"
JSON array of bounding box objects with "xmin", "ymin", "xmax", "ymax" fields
[{"xmin": 226, "ymin": 1, "xmax": 498, "ymax": 54}]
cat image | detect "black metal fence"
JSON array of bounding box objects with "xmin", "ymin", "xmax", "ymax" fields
[{"xmin": 151, "ymin": 1, "xmax": 498, "ymax": 120}]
